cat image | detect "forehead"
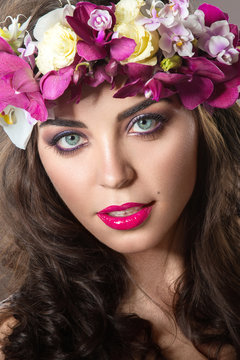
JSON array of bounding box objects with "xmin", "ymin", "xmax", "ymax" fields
[{"xmin": 54, "ymin": 83, "xmax": 182, "ymax": 121}]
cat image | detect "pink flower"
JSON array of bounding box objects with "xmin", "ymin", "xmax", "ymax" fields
[
  {"xmin": 198, "ymin": 20, "xmax": 239, "ymax": 65},
  {"xmin": 158, "ymin": 22, "xmax": 194, "ymax": 58},
  {"xmin": 0, "ymin": 37, "xmax": 47, "ymax": 121},
  {"xmin": 88, "ymin": 9, "xmax": 113, "ymax": 32}
]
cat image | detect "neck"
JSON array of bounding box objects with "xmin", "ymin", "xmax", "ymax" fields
[{"xmin": 124, "ymin": 219, "xmax": 186, "ymax": 307}]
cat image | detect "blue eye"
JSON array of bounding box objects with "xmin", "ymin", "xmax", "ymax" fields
[
  {"xmin": 128, "ymin": 113, "xmax": 167, "ymax": 135},
  {"xmin": 50, "ymin": 131, "xmax": 88, "ymax": 152}
]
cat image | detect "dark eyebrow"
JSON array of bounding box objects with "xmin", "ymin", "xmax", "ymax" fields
[
  {"xmin": 39, "ymin": 119, "xmax": 87, "ymax": 128},
  {"xmin": 117, "ymin": 98, "xmax": 159, "ymax": 121},
  {"xmin": 39, "ymin": 98, "xmax": 168, "ymax": 128}
]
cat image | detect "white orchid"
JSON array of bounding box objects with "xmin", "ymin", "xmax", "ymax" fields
[
  {"xmin": 0, "ymin": 106, "xmax": 37, "ymax": 149},
  {"xmin": 0, "ymin": 15, "xmax": 31, "ymax": 52}
]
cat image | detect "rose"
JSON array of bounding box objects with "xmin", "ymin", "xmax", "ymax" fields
[
  {"xmin": 35, "ymin": 22, "xmax": 78, "ymax": 74},
  {"xmin": 115, "ymin": 0, "xmax": 145, "ymax": 24},
  {"xmin": 114, "ymin": 22, "xmax": 159, "ymax": 65},
  {"xmin": 88, "ymin": 9, "xmax": 113, "ymax": 31}
]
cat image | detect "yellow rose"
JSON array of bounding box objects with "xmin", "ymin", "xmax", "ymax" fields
[
  {"xmin": 36, "ymin": 23, "xmax": 77, "ymax": 74},
  {"xmin": 115, "ymin": 0, "xmax": 145, "ymax": 24},
  {"xmin": 114, "ymin": 22, "xmax": 159, "ymax": 66}
]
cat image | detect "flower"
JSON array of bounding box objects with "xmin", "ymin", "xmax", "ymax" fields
[
  {"xmin": 88, "ymin": 9, "xmax": 113, "ymax": 31},
  {"xmin": 67, "ymin": 2, "xmax": 136, "ymax": 62},
  {"xmin": 33, "ymin": 4, "xmax": 75, "ymax": 42},
  {"xmin": 0, "ymin": 37, "xmax": 48, "ymax": 122},
  {"xmin": 115, "ymin": 0, "xmax": 145, "ymax": 24},
  {"xmin": 0, "ymin": 105, "xmax": 37, "ymax": 149},
  {"xmin": 114, "ymin": 0, "xmax": 159, "ymax": 65},
  {"xmin": 161, "ymin": 54, "xmax": 182, "ymax": 71},
  {"xmin": 35, "ymin": 23, "xmax": 78, "ymax": 74},
  {"xmin": 158, "ymin": 22, "xmax": 194, "ymax": 58},
  {"xmin": 114, "ymin": 22, "xmax": 159, "ymax": 65},
  {"xmin": 0, "ymin": 15, "xmax": 31, "ymax": 52},
  {"xmin": 183, "ymin": 9, "xmax": 206, "ymax": 37},
  {"xmin": 144, "ymin": 57, "xmax": 226, "ymax": 109},
  {"xmin": 198, "ymin": 20, "xmax": 239, "ymax": 65}
]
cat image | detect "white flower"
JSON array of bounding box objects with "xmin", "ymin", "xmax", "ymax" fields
[
  {"xmin": 115, "ymin": 0, "xmax": 145, "ymax": 24},
  {"xmin": 35, "ymin": 22, "xmax": 78, "ymax": 74},
  {"xmin": 183, "ymin": 10, "xmax": 206, "ymax": 37},
  {"xmin": 0, "ymin": 15, "xmax": 31, "ymax": 51},
  {"xmin": 0, "ymin": 106, "xmax": 37, "ymax": 149},
  {"xmin": 33, "ymin": 4, "xmax": 75, "ymax": 42}
]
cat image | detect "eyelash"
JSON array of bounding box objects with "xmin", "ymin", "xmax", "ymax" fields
[{"xmin": 49, "ymin": 113, "xmax": 168, "ymax": 155}]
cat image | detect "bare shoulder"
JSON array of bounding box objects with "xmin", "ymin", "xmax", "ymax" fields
[{"xmin": 0, "ymin": 316, "xmax": 18, "ymax": 360}]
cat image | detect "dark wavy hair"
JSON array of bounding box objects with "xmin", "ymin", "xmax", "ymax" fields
[{"xmin": 0, "ymin": 0, "xmax": 240, "ymax": 359}]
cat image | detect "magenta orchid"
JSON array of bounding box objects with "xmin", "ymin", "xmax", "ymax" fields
[
  {"xmin": 0, "ymin": 0, "xmax": 239, "ymax": 149},
  {"xmin": 66, "ymin": 2, "xmax": 136, "ymax": 62}
]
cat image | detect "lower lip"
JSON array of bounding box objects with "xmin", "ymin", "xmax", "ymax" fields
[{"xmin": 97, "ymin": 205, "xmax": 153, "ymax": 230}]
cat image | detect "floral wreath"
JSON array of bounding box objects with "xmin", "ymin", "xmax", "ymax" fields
[{"xmin": 0, "ymin": 0, "xmax": 239, "ymax": 149}]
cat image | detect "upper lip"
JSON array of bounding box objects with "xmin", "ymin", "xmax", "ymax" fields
[{"xmin": 98, "ymin": 202, "xmax": 152, "ymax": 214}]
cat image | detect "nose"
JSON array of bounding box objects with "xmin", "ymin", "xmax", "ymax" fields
[{"xmin": 96, "ymin": 139, "xmax": 137, "ymax": 189}]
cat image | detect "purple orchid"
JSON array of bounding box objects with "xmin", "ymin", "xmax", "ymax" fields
[
  {"xmin": 143, "ymin": 57, "xmax": 226, "ymax": 109},
  {"xmin": 198, "ymin": 20, "xmax": 239, "ymax": 65},
  {"xmin": 0, "ymin": 37, "xmax": 47, "ymax": 121},
  {"xmin": 206, "ymin": 58, "xmax": 240, "ymax": 108},
  {"xmin": 113, "ymin": 63, "xmax": 155, "ymax": 98},
  {"xmin": 40, "ymin": 66, "xmax": 75, "ymax": 100},
  {"xmin": 66, "ymin": 2, "xmax": 136, "ymax": 62}
]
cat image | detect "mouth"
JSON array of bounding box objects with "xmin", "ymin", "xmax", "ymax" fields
[{"xmin": 97, "ymin": 202, "xmax": 154, "ymax": 230}]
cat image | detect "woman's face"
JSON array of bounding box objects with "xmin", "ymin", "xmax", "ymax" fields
[{"xmin": 38, "ymin": 85, "xmax": 198, "ymax": 254}]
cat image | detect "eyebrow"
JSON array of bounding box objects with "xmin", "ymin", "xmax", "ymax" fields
[{"xmin": 39, "ymin": 98, "xmax": 162, "ymax": 129}]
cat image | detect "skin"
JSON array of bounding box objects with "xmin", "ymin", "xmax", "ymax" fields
[{"xmin": 37, "ymin": 84, "xmax": 198, "ymax": 256}]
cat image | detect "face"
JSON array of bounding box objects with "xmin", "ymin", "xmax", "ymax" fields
[{"xmin": 37, "ymin": 84, "xmax": 198, "ymax": 254}]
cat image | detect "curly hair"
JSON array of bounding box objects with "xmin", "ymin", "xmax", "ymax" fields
[{"xmin": 0, "ymin": 0, "xmax": 240, "ymax": 359}]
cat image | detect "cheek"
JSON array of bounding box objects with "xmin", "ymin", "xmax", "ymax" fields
[{"xmin": 142, "ymin": 120, "xmax": 198, "ymax": 205}]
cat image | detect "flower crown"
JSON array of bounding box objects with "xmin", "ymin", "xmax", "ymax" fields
[{"xmin": 0, "ymin": 0, "xmax": 239, "ymax": 149}]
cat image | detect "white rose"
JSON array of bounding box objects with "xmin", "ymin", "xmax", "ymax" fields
[
  {"xmin": 115, "ymin": 0, "xmax": 145, "ymax": 24},
  {"xmin": 35, "ymin": 22, "xmax": 77, "ymax": 74}
]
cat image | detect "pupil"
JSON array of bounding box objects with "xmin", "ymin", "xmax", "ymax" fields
[
  {"xmin": 139, "ymin": 119, "xmax": 152, "ymax": 129},
  {"xmin": 66, "ymin": 135, "xmax": 79, "ymax": 146}
]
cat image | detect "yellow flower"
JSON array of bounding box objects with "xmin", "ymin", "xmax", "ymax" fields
[
  {"xmin": 115, "ymin": 0, "xmax": 145, "ymax": 24},
  {"xmin": 36, "ymin": 23, "xmax": 77, "ymax": 75},
  {"xmin": 114, "ymin": 22, "xmax": 159, "ymax": 66}
]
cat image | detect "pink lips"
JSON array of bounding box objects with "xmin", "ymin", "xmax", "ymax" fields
[{"xmin": 97, "ymin": 202, "xmax": 153, "ymax": 230}]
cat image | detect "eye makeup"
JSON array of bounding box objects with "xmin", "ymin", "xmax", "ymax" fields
[{"xmin": 44, "ymin": 110, "xmax": 169, "ymax": 155}]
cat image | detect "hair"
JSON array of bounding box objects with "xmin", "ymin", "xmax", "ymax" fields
[{"xmin": 0, "ymin": 0, "xmax": 240, "ymax": 359}]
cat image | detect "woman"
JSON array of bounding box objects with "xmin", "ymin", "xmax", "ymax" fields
[{"xmin": 0, "ymin": 0, "xmax": 239, "ymax": 358}]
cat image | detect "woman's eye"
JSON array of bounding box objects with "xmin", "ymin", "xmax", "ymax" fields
[
  {"xmin": 128, "ymin": 113, "xmax": 166, "ymax": 135},
  {"xmin": 50, "ymin": 132, "xmax": 88, "ymax": 152}
]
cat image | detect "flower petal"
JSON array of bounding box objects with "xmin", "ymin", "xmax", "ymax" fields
[
  {"xmin": 40, "ymin": 67, "xmax": 74, "ymax": 100},
  {"xmin": 110, "ymin": 37, "xmax": 136, "ymax": 61},
  {"xmin": 0, "ymin": 37, "xmax": 14, "ymax": 54},
  {"xmin": 77, "ymin": 41, "xmax": 107, "ymax": 61},
  {"xmin": 176, "ymin": 76, "xmax": 214, "ymax": 109},
  {"xmin": 198, "ymin": 4, "xmax": 228, "ymax": 26},
  {"xmin": 207, "ymin": 84, "xmax": 239, "ymax": 108},
  {"xmin": 0, "ymin": 53, "xmax": 29, "ymax": 77},
  {"xmin": 12, "ymin": 68, "xmax": 39, "ymax": 93},
  {"xmin": 113, "ymin": 79, "xmax": 144, "ymax": 98},
  {"xmin": 1, "ymin": 107, "xmax": 37, "ymax": 149}
]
